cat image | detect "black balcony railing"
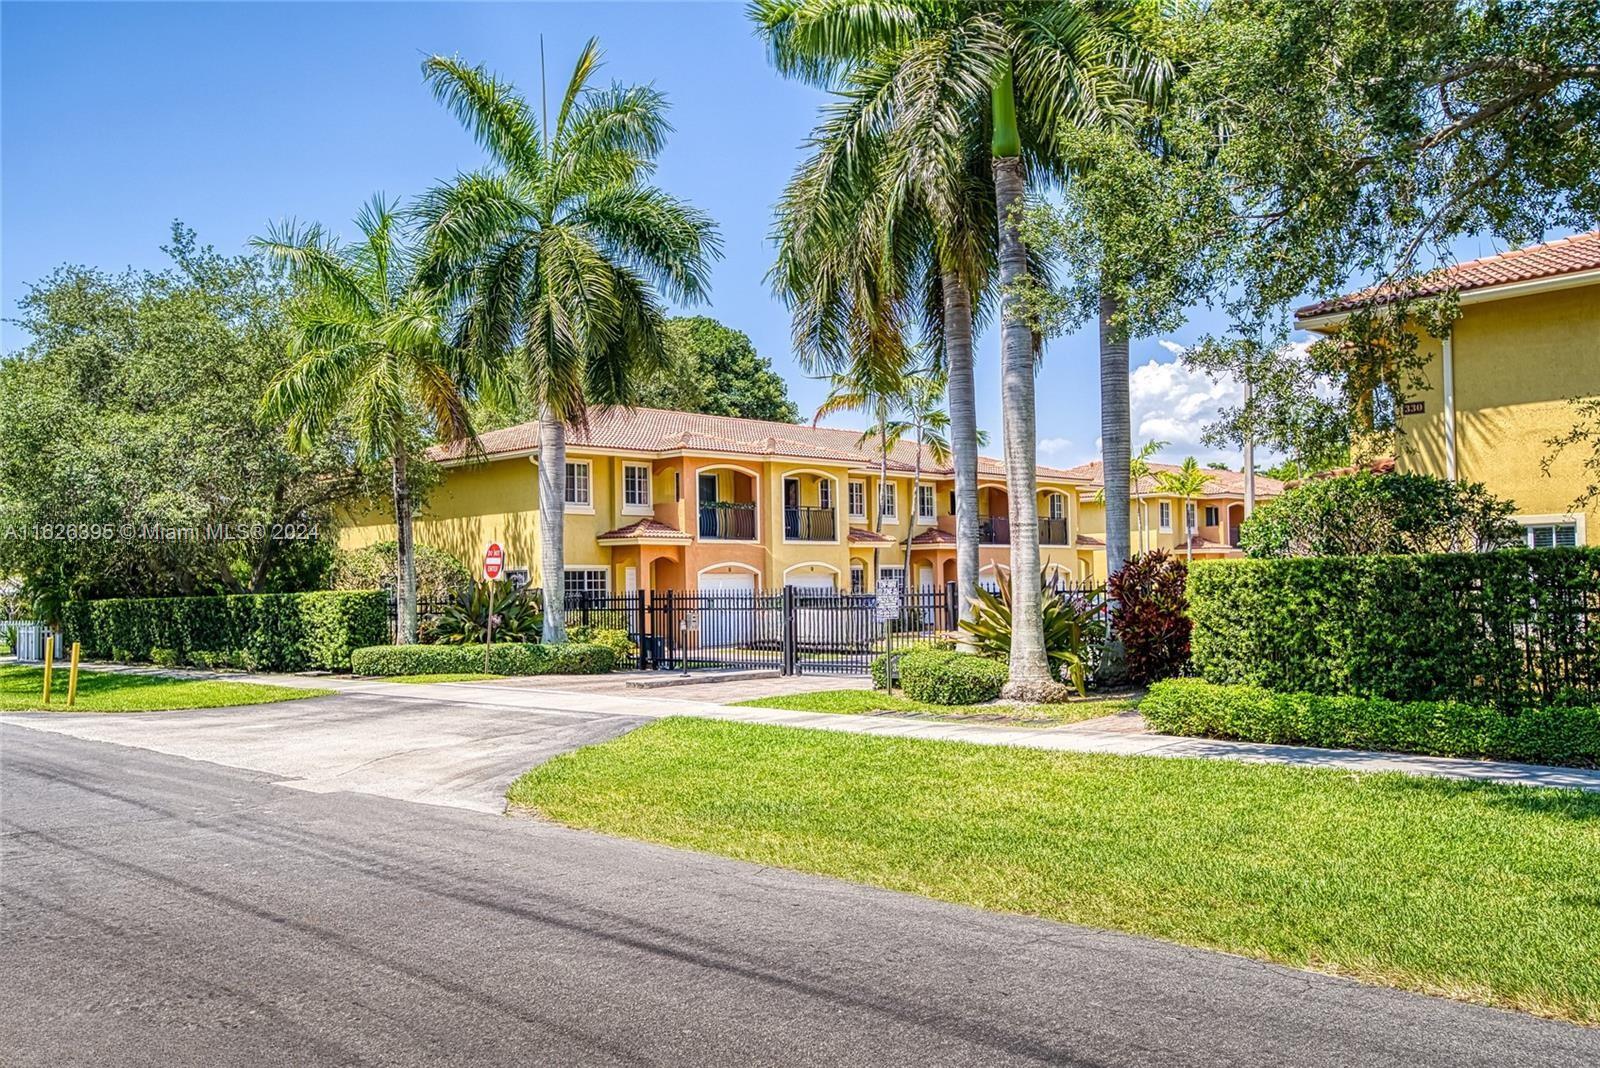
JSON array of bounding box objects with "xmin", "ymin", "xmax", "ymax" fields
[
  {"xmin": 699, "ymin": 501, "xmax": 757, "ymax": 540},
  {"xmin": 784, "ymin": 505, "xmax": 837, "ymax": 541},
  {"xmin": 1039, "ymin": 517, "xmax": 1070, "ymax": 545},
  {"xmin": 978, "ymin": 515, "xmax": 1009, "ymax": 544}
]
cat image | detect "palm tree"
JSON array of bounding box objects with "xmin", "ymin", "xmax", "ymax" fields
[
  {"xmin": 813, "ymin": 355, "xmax": 909, "ymax": 551},
  {"xmin": 417, "ymin": 42, "xmax": 720, "ymax": 642},
  {"xmin": 1129, "ymin": 439, "xmax": 1168, "ymax": 555},
  {"xmin": 1100, "ymin": 294, "xmax": 1132, "ymax": 579},
  {"xmin": 754, "ymin": 0, "xmax": 1159, "ymax": 694},
  {"xmin": 256, "ymin": 196, "xmax": 480, "ymax": 644},
  {"xmin": 1154, "ymin": 457, "xmax": 1214, "ymax": 565},
  {"xmin": 894, "ymin": 367, "xmax": 965, "ymax": 582}
]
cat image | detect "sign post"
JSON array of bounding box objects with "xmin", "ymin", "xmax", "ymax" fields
[
  {"xmin": 874, "ymin": 579, "xmax": 902, "ymax": 696},
  {"xmin": 482, "ymin": 543, "xmax": 504, "ymax": 673}
]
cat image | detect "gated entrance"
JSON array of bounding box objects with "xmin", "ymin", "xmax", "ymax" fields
[{"xmin": 562, "ymin": 584, "xmax": 960, "ymax": 676}]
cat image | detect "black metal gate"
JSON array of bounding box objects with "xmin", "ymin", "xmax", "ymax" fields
[{"xmin": 563, "ymin": 584, "xmax": 958, "ymax": 676}]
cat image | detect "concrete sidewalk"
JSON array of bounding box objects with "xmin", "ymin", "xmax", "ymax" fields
[{"xmin": 59, "ymin": 662, "xmax": 1600, "ymax": 793}]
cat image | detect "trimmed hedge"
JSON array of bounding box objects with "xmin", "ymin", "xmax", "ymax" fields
[
  {"xmin": 350, "ymin": 642, "xmax": 616, "ymax": 677},
  {"xmin": 567, "ymin": 626, "xmax": 633, "ymax": 668},
  {"xmin": 1142, "ymin": 678, "xmax": 1600, "ymax": 768},
  {"xmin": 874, "ymin": 648, "xmax": 1007, "ymax": 705},
  {"xmin": 1188, "ymin": 548, "xmax": 1600, "ymax": 708},
  {"xmin": 60, "ymin": 591, "xmax": 388, "ymax": 672}
]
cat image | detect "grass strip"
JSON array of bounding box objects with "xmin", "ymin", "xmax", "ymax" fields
[
  {"xmin": 511, "ymin": 717, "xmax": 1600, "ymax": 1024},
  {"xmin": 0, "ymin": 664, "xmax": 331, "ymax": 712}
]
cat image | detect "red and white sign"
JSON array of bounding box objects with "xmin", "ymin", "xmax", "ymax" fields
[{"xmin": 482, "ymin": 542, "xmax": 505, "ymax": 580}]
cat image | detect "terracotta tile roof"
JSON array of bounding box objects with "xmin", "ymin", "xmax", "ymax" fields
[
  {"xmin": 1296, "ymin": 231, "xmax": 1600, "ymax": 320},
  {"xmin": 1073, "ymin": 534, "xmax": 1105, "ymax": 547},
  {"xmin": 909, "ymin": 528, "xmax": 957, "ymax": 546},
  {"xmin": 1062, "ymin": 460, "xmax": 1284, "ymax": 500},
  {"xmin": 596, "ymin": 518, "xmax": 691, "ymax": 543},
  {"xmin": 1286, "ymin": 456, "xmax": 1397, "ymax": 488},
  {"xmin": 429, "ymin": 405, "xmax": 1092, "ymax": 482},
  {"xmin": 847, "ymin": 527, "xmax": 897, "ymax": 546},
  {"xmin": 1185, "ymin": 534, "xmax": 1241, "ymax": 554}
]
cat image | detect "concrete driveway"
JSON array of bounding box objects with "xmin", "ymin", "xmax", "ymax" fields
[{"xmin": 0, "ymin": 689, "xmax": 644, "ymax": 813}]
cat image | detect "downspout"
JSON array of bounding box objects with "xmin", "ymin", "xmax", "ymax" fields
[{"xmin": 1442, "ymin": 329, "xmax": 1457, "ymax": 482}]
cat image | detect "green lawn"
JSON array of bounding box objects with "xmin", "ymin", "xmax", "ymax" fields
[
  {"xmin": 387, "ymin": 672, "xmax": 507, "ymax": 684},
  {"xmin": 732, "ymin": 687, "xmax": 1136, "ymax": 725},
  {"xmin": 511, "ymin": 718, "xmax": 1600, "ymax": 1024},
  {"xmin": 0, "ymin": 664, "xmax": 332, "ymax": 712}
]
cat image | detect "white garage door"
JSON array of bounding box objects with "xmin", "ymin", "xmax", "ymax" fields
[
  {"xmin": 785, "ymin": 574, "xmax": 835, "ymax": 592},
  {"xmin": 697, "ymin": 571, "xmax": 756, "ymax": 649}
]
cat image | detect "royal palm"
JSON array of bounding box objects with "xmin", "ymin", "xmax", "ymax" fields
[
  {"xmin": 256, "ymin": 196, "xmax": 479, "ymax": 644},
  {"xmin": 756, "ymin": 0, "xmax": 1155, "ymax": 693},
  {"xmin": 418, "ymin": 41, "xmax": 719, "ymax": 642}
]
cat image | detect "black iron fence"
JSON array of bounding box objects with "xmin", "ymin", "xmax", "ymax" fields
[{"xmin": 389, "ymin": 579, "xmax": 1108, "ymax": 677}]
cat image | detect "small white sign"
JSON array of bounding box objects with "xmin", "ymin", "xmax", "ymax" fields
[{"xmin": 874, "ymin": 580, "xmax": 903, "ymax": 621}]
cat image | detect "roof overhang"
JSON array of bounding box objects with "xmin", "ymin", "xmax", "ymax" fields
[{"xmin": 1296, "ymin": 267, "xmax": 1600, "ymax": 333}]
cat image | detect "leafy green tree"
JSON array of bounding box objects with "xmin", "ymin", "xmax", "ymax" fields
[
  {"xmin": 634, "ymin": 317, "xmax": 799, "ymax": 422},
  {"xmin": 813, "ymin": 356, "xmax": 908, "ymax": 540},
  {"xmin": 754, "ymin": 0, "xmax": 1161, "ymax": 696},
  {"xmin": 256, "ymin": 197, "xmax": 480, "ymax": 644},
  {"xmin": 417, "ymin": 41, "xmax": 720, "ymax": 642},
  {"xmin": 1176, "ymin": 0, "xmax": 1599, "ymax": 460},
  {"xmin": 1239, "ymin": 472, "xmax": 1522, "ymax": 558},
  {"xmin": 0, "ymin": 225, "xmax": 357, "ymax": 603}
]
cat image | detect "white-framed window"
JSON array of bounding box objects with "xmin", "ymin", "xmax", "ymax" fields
[
  {"xmin": 1047, "ymin": 493, "xmax": 1064, "ymax": 520},
  {"xmin": 1158, "ymin": 501, "xmax": 1173, "ymax": 532},
  {"xmin": 505, "ymin": 568, "xmax": 531, "ymax": 589},
  {"xmin": 563, "ymin": 567, "xmax": 609, "ymax": 599},
  {"xmin": 1185, "ymin": 502, "xmax": 1197, "ymax": 532},
  {"xmin": 879, "ymin": 482, "xmax": 898, "ymax": 520},
  {"xmin": 623, "ymin": 463, "xmax": 651, "ymax": 511},
  {"xmin": 819, "ymin": 479, "xmax": 833, "ymax": 510},
  {"xmin": 850, "ymin": 563, "xmax": 865, "ymax": 593},
  {"xmin": 848, "ymin": 480, "xmax": 866, "ymax": 518},
  {"xmin": 878, "ymin": 565, "xmax": 906, "ymax": 589},
  {"xmin": 1524, "ymin": 522, "xmax": 1579, "ymax": 548},
  {"xmin": 916, "ymin": 484, "xmax": 936, "ymax": 522},
  {"xmin": 564, "ymin": 461, "xmax": 591, "ymax": 507},
  {"xmin": 1204, "ymin": 505, "xmax": 1220, "ymax": 527}
]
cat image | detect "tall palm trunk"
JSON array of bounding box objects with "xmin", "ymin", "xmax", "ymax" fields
[
  {"xmin": 391, "ymin": 445, "xmax": 418, "ymax": 645},
  {"xmin": 538, "ymin": 409, "xmax": 568, "ymax": 643},
  {"xmin": 1099, "ymin": 293, "xmax": 1131, "ymax": 580},
  {"xmin": 943, "ymin": 270, "xmax": 980, "ymax": 638},
  {"xmin": 991, "ymin": 62, "xmax": 1050, "ymax": 692}
]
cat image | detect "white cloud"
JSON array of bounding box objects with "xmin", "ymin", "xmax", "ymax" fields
[
  {"xmin": 1156, "ymin": 339, "xmax": 1188, "ymax": 357},
  {"xmin": 1037, "ymin": 436, "xmax": 1074, "ymax": 459},
  {"xmin": 1127, "ymin": 353, "xmax": 1254, "ymax": 467}
]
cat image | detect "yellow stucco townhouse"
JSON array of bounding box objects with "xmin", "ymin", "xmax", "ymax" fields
[
  {"xmin": 339, "ymin": 406, "xmax": 1100, "ymax": 600},
  {"xmin": 1295, "ymin": 230, "xmax": 1600, "ymax": 546},
  {"xmin": 1067, "ymin": 462, "xmax": 1287, "ymax": 580}
]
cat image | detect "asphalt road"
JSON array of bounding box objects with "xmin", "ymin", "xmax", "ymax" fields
[{"xmin": 4, "ymin": 724, "xmax": 1597, "ymax": 1067}]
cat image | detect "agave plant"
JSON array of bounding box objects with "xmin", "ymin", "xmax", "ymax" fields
[
  {"xmin": 958, "ymin": 568, "xmax": 1106, "ymax": 696},
  {"xmin": 434, "ymin": 580, "xmax": 537, "ymax": 645}
]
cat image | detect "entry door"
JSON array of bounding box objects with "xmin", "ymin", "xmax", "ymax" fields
[{"xmin": 698, "ymin": 473, "xmax": 720, "ymax": 537}]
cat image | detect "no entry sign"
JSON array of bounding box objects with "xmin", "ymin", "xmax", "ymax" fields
[{"xmin": 483, "ymin": 542, "xmax": 505, "ymax": 580}]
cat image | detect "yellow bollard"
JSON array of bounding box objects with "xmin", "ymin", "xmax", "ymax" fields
[
  {"xmin": 41, "ymin": 635, "xmax": 54, "ymax": 704},
  {"xmin": 67, "ymin": 641, "xmax": 81, "ymax": 707}
]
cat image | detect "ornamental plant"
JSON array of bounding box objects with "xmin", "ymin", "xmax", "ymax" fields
[
  {"xmin": 434, "ymin": 580, "xmax": 537, "ymax": 645},
  {"xmin": 959, "ymin": 568, "xmax": 1105, "ymax": 696},
  {"xmin": 1107, "ymin": 550, "xmax": 1191, "ymax": 685}
]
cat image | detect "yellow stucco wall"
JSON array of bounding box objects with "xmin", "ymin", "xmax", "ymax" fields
[
  {"xmin": 339, "ymin": 451, "xmax": 1094, "ymax": 591},
  {"xmin": 1387, "ymin": 284, "xmax": 1600, "ymax": 541}
]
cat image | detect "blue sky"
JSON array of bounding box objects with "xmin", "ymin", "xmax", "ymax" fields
[{"xmin": 0, "ymin": 1, "xmax": 1555, "ymax": 468}]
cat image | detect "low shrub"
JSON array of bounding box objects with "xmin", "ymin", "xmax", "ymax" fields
[
  {"xmin": 1142, "ymin": 678, "xmax": 1600, "ymax": 768},
  {"xmin": 150, "ymin": 646, "xmax": 181, "ymax": 668},
  {"xmin": 350, "ymin": 641, "xmax": 616, "ymax": 678},
  {"xmin": 870, "ymin": 648, "xmax": 1007, "ymax": 705},
  {"xmin": 567, "ymin": 626, "xmax": 633, "ymax": 668},
  {"xmin": 61, "ymin": 591, "xmax": 388, "ymax": 672}
]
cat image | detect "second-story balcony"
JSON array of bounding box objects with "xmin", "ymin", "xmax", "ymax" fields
[
  {"xmin": 784, "ymin": 505, "xmax": 837, "ymax": 541},
  {"xmin": 699, "ymin": 501, "xmax": 757, "ymax": 541},
  {"xmin": 979, "ymin": 515, "xmax": 1070, "ymax": 545}
]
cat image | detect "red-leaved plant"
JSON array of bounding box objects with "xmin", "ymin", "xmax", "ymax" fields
[{"xmin": 1108, "ymin": 550, "xmax": 1191, "ymax": 684}]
